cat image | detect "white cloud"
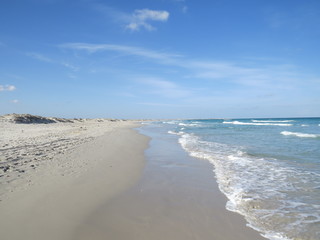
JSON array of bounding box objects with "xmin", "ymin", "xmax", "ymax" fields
[
  {"xmin": 11, "ymin": 99, "xmax": 19, "ymax": 104},
  {"xmin": 7, "ymin": 85, "xmax": 16, "ymax": 91},
  {"xmin": 93, "ymin": 4, "xmax": 170, "ymax": 32},
  {"xmin": 0, "ymin": 85, "xmax": 16, "ymax": 91},
  {"xmin": 133, "ymin": 9, "xmax": 169, "ymax": 21},
  {"xmin": 126, "ymin": 9, "xmax": 169, "ymax": 31}
]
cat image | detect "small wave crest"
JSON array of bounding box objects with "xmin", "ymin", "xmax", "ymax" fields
[
  {"xmin": 252, "ymin": 120, "xmax": 294, "ymax": 123},
  {"xmin": 224, "ymin": 121, "xmax": 293, "ymax": 126},
  {"xmin": 162, "ymin": 121, "xmax": 178, "ymax": 125},
  {"xmin": 281, "ymin": 131, "xmax": 319, "ymax": 138},
  {"xmin": 178, "ymin": 123, "xmax": 200, "ymax": 127},
  {"xmin": 168, "ymin": 130, "xmax": 184, "ymax": 136}
]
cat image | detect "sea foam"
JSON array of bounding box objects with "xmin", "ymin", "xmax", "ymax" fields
[
  {"xmin": 252, "ymin": 120, "xmax": 294, "ymax": 123},
  {"xmin": 224, "ymin": 121, "xmax": 292, "ymax": 126},
  {"xmin": 281, "ymin": 131, "xmax": 319, "ymax": 138},
  {"xmin": 168, "ymin": 130, "xmax": 184, "ymax": 136},
  {"xmin": 178, "ymin": 123, "xmax": 200, "ymax": 127},
  {"xmin": 177, "ymin": 131, "xmax": 320, "ymax": 240}
]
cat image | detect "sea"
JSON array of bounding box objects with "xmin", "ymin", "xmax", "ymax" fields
[{"xmin": 147, "ymin": 118, "xmax": 320, "ymax": 240}]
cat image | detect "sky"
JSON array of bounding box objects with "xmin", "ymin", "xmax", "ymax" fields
[{"xmin": 0, "ymin": 0, "xmax": 320, "ymax": 119}]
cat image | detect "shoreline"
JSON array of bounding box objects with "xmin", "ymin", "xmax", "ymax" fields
[
  {"xmin": 0, "ymin": 121, "xmax": 150, "ymax": 240},
  {"xmin": 1, "ymin": 117, "xmax": 266, "ymax": 240},
  {"xmin": 73, "ymin": 123, "xmax": 267, "ymax": 240}
]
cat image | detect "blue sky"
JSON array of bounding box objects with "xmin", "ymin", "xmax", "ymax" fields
[{"xmin": 1, "ymin": 0, "xmax": 319, "ymax": 119}]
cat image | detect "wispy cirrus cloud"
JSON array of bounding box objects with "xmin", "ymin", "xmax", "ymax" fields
[
  {"xmin": 137, "ymin": 77, "xmax": 191, "ymax": 98},
  {"xmin": 61, "ymin": 62, "xmax": 79, "ymax": 72},
  {"xmin": 0, "ymin": 85, "xmax": 16, "ymax": 91},
  {"xmin": 61, "ymin": 42, "xmax": 305, "ymax": 90},
  {"xmin": 26, "ymin": 52, "xmax": 53, "ymax": 63},
  {"xmin": 26, "ymin": 52, "xmax": 79, "ymax": 71},
  {"xmin": 60, "ymin": 43, "xmax": 182, "ymax": 62}
]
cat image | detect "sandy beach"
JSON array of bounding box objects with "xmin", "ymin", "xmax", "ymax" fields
[
  {"xmin": 0, "ymin": 114, "xmax": 265, "ymax": 240},
  {"xmin": 73, "ymin": 124, "xmax": 266, "ymax": 240},
  {"xmin": 0, "ymin": 114, "xmax": 149, "ymax": 240}
]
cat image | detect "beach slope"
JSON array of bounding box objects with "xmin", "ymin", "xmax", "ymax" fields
[{"xmin": 0, "ymin": 116, "xmax": 149, "ymax": 240}]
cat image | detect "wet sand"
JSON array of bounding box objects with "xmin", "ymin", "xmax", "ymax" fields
[{"xmin": 73, "ymin": 124, "xmax": 266, "ymax": 240}]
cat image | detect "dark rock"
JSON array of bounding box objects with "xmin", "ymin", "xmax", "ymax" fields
[{"xmin": 3, "ymin": 166, "xmax": 10, "ymax": 172}]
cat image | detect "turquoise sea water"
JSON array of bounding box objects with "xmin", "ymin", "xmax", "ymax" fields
[{"xmin": 152, "ymin": 118, "xmax": 320, "ymax": 240}]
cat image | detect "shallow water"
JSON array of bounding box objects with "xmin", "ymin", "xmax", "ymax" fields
[{"xmin": 160, "ymin": 118, "xmax": 320, "ymax": 240}]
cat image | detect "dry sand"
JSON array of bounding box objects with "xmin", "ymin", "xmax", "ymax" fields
[
  {"xmin": 0, "ymin": 114, "xmax": 131, "ymax": 192},
  {"xmin": 0, "ymin": 115, "xmax": 149, "ymax": 240}
]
